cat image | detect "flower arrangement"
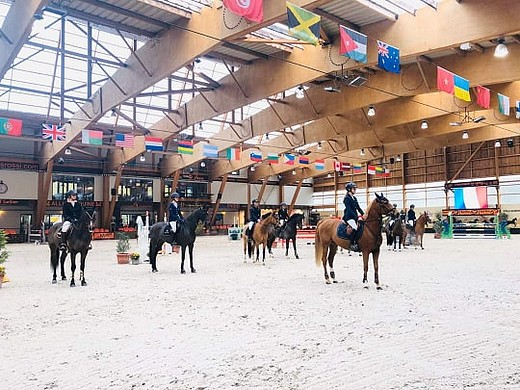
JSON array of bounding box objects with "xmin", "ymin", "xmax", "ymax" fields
[{"xmin": 130, "ymin": 252, "xmax": 140, "ymax": 260}]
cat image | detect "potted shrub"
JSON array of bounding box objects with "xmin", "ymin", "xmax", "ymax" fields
[
  {"xmin": 115, "ymin": 232, "xmax": 130, "ymax": 264},
  {"xmin": 130, "ymin": 252, "xmax": 140, "ymax": 265},
  {"xmin": 432, "ymin": 212, "xmax": 444, "ymax": 239},
  {"xmin": 0, "ymin": 229, "xmax": 8, "ymax": 287}
]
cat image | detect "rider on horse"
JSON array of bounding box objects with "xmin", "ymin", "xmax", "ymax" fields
[
  {"xmin": 165, "ymin": 192, "xmax": 184, "ymax": 238},
  {"xmin": 277, "ymin": 202, "xmax": 289, "ymax": 237},
  {"xmin": 58, "ymin": 190, "xmax": 83, "ymax": 250},
  {"xmin": 388, "ymin": 203, "xmax": 399, "ymax": 229},
  {"xmin": 407, "ymin": 204, "xmax": 417, "ymax": 232},
  {"xmin": 343, "ymin": 182, "xmax": 364, "ymax": 252},
  {"xmin": 247, "ymin": 199, "xmax": 261, "ymax": 240}
]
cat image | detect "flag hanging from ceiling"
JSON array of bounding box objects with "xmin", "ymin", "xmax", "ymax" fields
[
  {"xmin": 115, "ymin": 133, "xmax": 135, "ymax": 148},
  {"xmin": 145, "ymin": 136, "xmax": 164, "ymax": 152},
  {"xmin": 437, "ymin": 66, "xmax": 454, "ymax": 95},
  {"xmin": 382, "ymin": 168, "xmax": 391, "ymax": 178},
  {"xmin": 250, "ymin": 151, "xmax": 262, "ymax": 162},
  {"xmin": 223, "ymin": 0, "xmax": 263, "ymax": 23},
  {"xmin": 202, "ymin": 143, "xmax": 219, "ymax": 158},
  {"xmin": 286, "ymin": 2, "xmax": 321, "ymax": 45},
  {"xmin": 334, "ymin": 161, "xmax": 351, "ymax": 172},
  {"xmin": 82, "ymin": 130, "xmax": 103, "ymax": 145},
  {"xmin": 0, "ymin": 117, "xmax": 22, "ymax": 136},
  {"xmin": 339, "ymin": 25, "xmax": 367, "ymax": 63},
  {"xmin": 367, "ymin": 165, "xmax": 376, "ymax": 175},
  {"xmin": 178, "ymin": 140, "xmax": 193, "ymax": 154},
  {"xmin": 475, "ymin": 86, "xmax": 490, "ymax": 109},
  {"xmin": 42, "ymin": 124, "xmax": 66, "ymax": 141},
  {"xmin": 284, "ymin": 153, "xmax": 295, "ymax": 165},
  {"xmin": 516, "ymin": 101, "xmax": 520, "ymax": 120},
  {"xmin": 377, "ymin": 40, "xmax": 400, "ymax": 74},
  {"xmin": 314, "ymin": 159, "xmax": 325, "ymax": 170},
  {"xmin": 375, "ymin": 166, "xmax": 384, "ymax": 176},
  {"xmin": 352, "ymin": 163, "xmax": 363, "ymax": 172},
  {"xmin": 298, "ymin": 156, "xmax": 310, "ymax": 165},
  {"xmin": 267, "ymin": 153, "xmax": 279, "ymax": 164},
  {"xmin": 454, "ymin": 75, "xmax": 471, "ymax": 101},
  {"xmin": 226, "ymin": 147, "xmax": 241, "ymax": 161},
  {"xmin": 497, "ymin": 93, "xmax": 510, "ymax": 115}
]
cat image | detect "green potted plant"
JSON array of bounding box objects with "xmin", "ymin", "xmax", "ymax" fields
[
  {"xmin": 432, "ymin": 212, "xmax": 444, "ymax": 239},
  {"xmin": 115, "ymin": 232, "xmax": 130, "ymax": 264},
  {"xmin": 0, "ymin": 229, "xmax": 9, "ymax": 287},
  {"xmin": 130, "ymin": 252, "xmax": 140, "ymax": 265}
]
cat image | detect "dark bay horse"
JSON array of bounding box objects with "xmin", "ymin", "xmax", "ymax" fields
[
  {"xmin": 267, "ymin": 213, "xmax": 304, "ymax": 259},
  {"xmin": 148, "ymin": 207, "xmax": 208, "ymax": 274},
  {"xmin": 47, "ymin": 209, "xmax": 94, "ymax": 286},
  {"xmin": 391, "ymin": 216, "xmax": 406, "ymax": 251},
  {"xmin": 406, "ymin": 211, "xmax": 431, "ymax": 250},
  {"xmin": 314, "ymin": 193, "xmax": 395, "ymax": 288},
  {"xmin": 242, "ymin": 213, "xmax": 278, "ymax": 264}
]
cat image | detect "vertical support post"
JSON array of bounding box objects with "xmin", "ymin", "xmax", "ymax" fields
[
  {"xmin": 60, "ymin": 16, "xmax": 66, "ymax": 122},
  {"xmin": 105, "ymin": 166, "xmax": 123, "ymax": 227},
  {"xmin": 257, "ymin": 180, "xmax": 268, "ymax": 205},
  {"xmin": 35, "ymin": 160, "xmax": 54, "ymax": 228},
  {"xmin": 210, "ymin": 174, "xmax": 228, "ymax": 226},
  {"xmin": 289, "ymin": 181, "xmax": 303, "ymax": 214},
  {"xmin": 87, "ymin": 22, "xmax": 92, "ymax": 98},
  {"xmin": 494, "ymin": 144, "xmax": 501, "ymax": 209},
  {"xmin": 333, "ymin": 170, "xmax": 338, "ymax": 217},
  {"xmin": 102, "ymin": 174, "xmax": 110, "ymax": 228}
]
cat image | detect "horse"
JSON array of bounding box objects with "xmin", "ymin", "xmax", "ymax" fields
[
  {"xmin": 47, "ymin": 209, "xmax": 95, "ymax": 287},
  {"xmin": 242, "ymin": 212, "xmax": 278, "ymax": 264},
  {"xmin": 148, "ymin": 207, "xmax": 208, "ymax": 274},
  {"xmin": 391, "ymin": 216, "xmax": 406, "ymax": 251},
  {"xmin": 506, "ymin": 217, "xmax": 517, "ymax": 227},
  {"xmin": 267, "ymin": 213, "xmax": 304, "ymax": 259},
  {"xmin": 406, "ymin": 212, "xmax": 431, "ymax": 250},
  {"xmin": 314, "ymin": 193, "xmax": 395, "ymax": 288}
]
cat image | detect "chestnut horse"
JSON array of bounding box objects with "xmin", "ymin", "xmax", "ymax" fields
[
  {"xmin": 314, "ymin": 193, "xmax": 395, "ymax": 288},
  {"xmin": 243, "ymin": 213, "xmax": 278, "ymax": 264},
  {"xmin": 406, "ymin": 211, "xmax": 431, "ymax": 250}
]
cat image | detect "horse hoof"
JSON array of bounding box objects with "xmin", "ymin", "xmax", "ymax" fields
[
  {"xmin": 295, "ymin": 255, "xmax": 299, "ymax": 259},
  {"xmin": 181, "ymin": 270, "xmax": 186, "ymax": 274},
  {"xmin": 61, "ymin": 276, "xmax": 67, "ymax": 281},
  {"xmin": 191, "ymin": 269, "xmax": 196, "ymax": 273},
  {"xmin": 376, "ymin": 286, "xmax": 383, "ymax": 290},
  {"xmin": 333, "ymin": 280, "xmax": 338, "ymax": 284},
  {"xmin": 152, "ymin": 268, "xmax": 158, "ymax": 273},
  {"xmin": 363, "ymin": 285, "xmax": 369, "ymax": 289},
  {"xmin": 325, "ymin": 280, "xmax": 331, "ymax": 284},
  {"xmin": 52, "ymin": 279, "xmax": 57, "ymax": 284},
  {"xmin": 81, "ymin": 280, "xmax": 87, "ymax": 286},
  {"xmin": 70, "ymin": 282, "xmax": 75, "ymax": 287}
]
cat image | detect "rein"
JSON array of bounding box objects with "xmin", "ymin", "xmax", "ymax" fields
[{"xmin": 363, "ymin": 201, "xmax": 384, "ymax": 238}]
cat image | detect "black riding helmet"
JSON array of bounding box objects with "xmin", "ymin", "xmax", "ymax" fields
[
  {"xmin": 252, "ymin": 199, "xmax": 259, "ymax": 205},
  {"xmin": 280, "ymin": 202, "xmax": 287, "ymax": 207},
  {"xmin": 66, "ymin": 190, "xmax": 77, "ymax": 198},
  {"xmin": 345, "ymin": 182, "xmax": 357, "ymax": 191},
  {"xmin": 171, "ymin": 192, "xmax": 180, "ymax": 199}
]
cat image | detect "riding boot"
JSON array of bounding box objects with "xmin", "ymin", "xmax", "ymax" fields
[{"xmin": 59, "ymin": 230, "xmax": 69, "ymax": 250}]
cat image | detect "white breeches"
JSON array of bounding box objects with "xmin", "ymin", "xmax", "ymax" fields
[
  {"xmin": 62, "ymin": 221, "xmax": 72, "ymax": 232},
  {"xmin": 169, "ymin": 221, "xmax": 177, "ymax": 233},
  {"xmin": 346, "ymin": 219, "xmax": 357, "ymax": 230},
  {"xmin": 247, "ymin": 221, "xmax": 254, "ymax": 231}
]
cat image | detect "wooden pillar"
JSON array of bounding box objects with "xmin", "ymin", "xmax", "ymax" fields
[
  {"xmin": 289, "ymin": 181, "xmax": 303, "ymax": 214},
  {"xmin": 494, "ymin": 143, "xmax": 501, "ymax": 209},
  {"xmin": 333, "ymin": 170, "xmax": 338, "ymax": 217},
  {"xmin": 104, "ymin": 166, "xmax": 123, "ymax": 227},
  {"xmin": 35, "ymin": 160, "xmax": 54, "ymax": 228},
  {"xmin": 401, "ymin": 153, "xmax": 406, "ymax": 208},
  {"xmin": 102, "ymin": 174, "xmax": 111, "ymax": 228},
  {"xmin": 257, "ymin": 180, "xmax": 268, "ymax": 204},
  {"xmin": 443, "ymin": 148, "xmax": 449, "ymax": 210},
  {"xmin": 210, "ymin": 174, "xmax": 228, "ymax": 226}
]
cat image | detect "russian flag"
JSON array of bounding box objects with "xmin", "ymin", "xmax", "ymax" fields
[
  {"xmin": 284, "ymin": 153, "xmax": 295, "ymax": 165},
  {"xmin": 145, "ymin": 136, "xmax": 164, "ymax": 152}
]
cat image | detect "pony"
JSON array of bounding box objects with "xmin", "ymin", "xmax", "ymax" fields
[
  {"xmin": 242, "ymin": 212, "xmax": 278, "ymax": 264},
  {"xmin": 267, "ymin": 213, "xmax": 304, "ymax": 259},
  {"xmin": 391, "ymin": 216, "xmax": 406, "ymax": 251},
  {"xmin": 148, "ymin": 207, "xmax": 208, "ymax": 274},
  {"xmin": 314, "ymin": 193, "xmax": 395, "ymax": 288},
  {"xmin": 406, "ymin": 211, "xmax": 431, "ymax": 250},
  {"xmin": 47, "ymin": 209, "xmax": 95, "ymax": 287}
]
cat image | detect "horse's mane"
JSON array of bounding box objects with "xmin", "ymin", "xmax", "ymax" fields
[
  {"xmin": 185, "ymin": 207, "xmax": 206, "ymax": 223},
  {"xmin": 288, "ymin": 213, "xmax": 303, "ymax": 222},
  {"xmin": 261, "ymin": 212, "xmax": 272, "ymax": 219}
]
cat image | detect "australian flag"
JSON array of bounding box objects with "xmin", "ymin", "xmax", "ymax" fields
[{"xmin": 377, "ymin": 40, "xmax": 400, "ymax": 74}]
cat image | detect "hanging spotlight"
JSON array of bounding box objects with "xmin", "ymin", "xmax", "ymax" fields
[
  {"xmin": 507, "ymin": 138, "xmax": 514, "ymax": 147},
  {"xmin": 200, "ymin": 161, "xmax": 206, "ymax": 168},
  {"xmin": 494, "ymin": 38, "xmax": 508, "ymax": 58},
  {"xmin": 250, "ymin": 165, "xmax": 255, "ymax": 171},
  {"xmin": 421, "ymin": 120, "xmax": 428, "ymax": 129},
  {"xmin": 317, "ymin": 142, "xmax": 322, "ymax": 150},
  {"xmin": 360, "ymin": 148, "xmax": 366, "ymax": 156},
  {"xmin": 292, "ymin": 169, "xmax": 296, "ymax": 175},
  {"xmin": 65, "ymin": 147, "xmax": 72, "ymax": 155},
  {"xmin": 198, "ymin": 122, "xmax": 203, "ymax": 131},
  {"xmin": 139, "ymin": 154, "xmax": 146, "ymax": 162},
  {"xmin": 327, "ymin": 173, "xmax": 332, "ymax": 178},
  {"xmin": 367, "ymin": 106, "xmax": 376, "ymax": 117},
  {"xmin": 396, "ymin": 155, "xmax": 401, "ymax": 162},
  {"xmin": 462, "ymin": 131, "xmax": 469, "ymax": 139},
  {"xmin": 494, "ymin": 140, "xmax": 501, "ymax": 148},
  {"xmin": 296, "ymin": 85, "xmax": 305, "ymax": 99},
  {"xmin": 265, "ymin": 133, "xmax": 270, "ymax": 140}
]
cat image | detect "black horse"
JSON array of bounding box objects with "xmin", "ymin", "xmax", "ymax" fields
[
  {"xmin": 148, "ymin": 207, "xmax": 208, "ymax": 273},
  {"xmin": 268, "ymin": 213, "xmax": 304, "ymax": 259},
  {"xmin": 47, "ymin": 209, "xmax": 94, "ymax": 286}
]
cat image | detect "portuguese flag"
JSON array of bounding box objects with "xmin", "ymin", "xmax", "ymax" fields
[{"xmin": 0, "ymin": 117, "xmax": 22, "ymax": 136}]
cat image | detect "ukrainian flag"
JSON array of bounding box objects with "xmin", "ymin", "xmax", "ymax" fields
[
  {"xmin": 454, "ymin": 75, "xmax": 471, "ymax": 102},
  {"xmin": 286, "ymin": 2, "xmax": 321, "ymax": 45}
]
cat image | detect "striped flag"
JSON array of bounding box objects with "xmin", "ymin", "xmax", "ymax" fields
[
  {"xmin": 353, "ymin": 163, "xmax": 363, "ymax": 172},
  {"xmin": 315, "ymin": 159, "xmax": 325, "ymax": 170},
  {"xmin": 498, "ymin": 93, "xmax": 510, "ymax": 115},
  {"xmin": 367, "ymin": 165, "xmax": 376, "ymax": 175},
  {"xmin": 226, "ymin": 147, "xmax": 241, "ymax": 161},
  {"xmin": 145, "ymin": 136, "xmax": 164, "ymax": 152},
  {"xmin": 178, "ymin": 140, "xmax": 193, "ymax": 154},
  {"xmin": 115, "ymin": 133, "xmax": 135, "ymax": 148},
  {"xmin": 284, "ymin": 153, "xmax": 295, "ymax": 165},
  {"xmin": 298, "ymin": 156, "xmax": 310, "ymax": 165},
  {"xmin": 250, "ymin": 151, "xmax": 262, "ymax": 162},
  {"xmin": 334, "ymin": 161, "xmax": 351, "ymax": 172},
  {"xmin": 375, "ymin": 166, "xmax": 384, "ymax": 176},
  {"xmin": 516, "ymin": 101, "xmax": 520, "ymax": 120},
  {"xmin": 82, "ymin": 129, "xmax": 103, "ymax": 145},
  {"xmin": 0, "ymin": 117, "xmax": 22, "ymax": 136},
  {"xmin": 202, "ymin": 143, "xmax": 219, "ymax": 158},
  {"xmin": 267, "ymin": 153, "xmax": 279, "ymax": 164},
  {"xmin": 382, "ymin": 168, "xmax": 391, "ymax": 178},
  {"xmin": 42, "ymin": 124, "xmax": 66, "ymax": 141},
  {"xmin": 339, "ymin": 25, "xmax": 367, "ymax": 63}
]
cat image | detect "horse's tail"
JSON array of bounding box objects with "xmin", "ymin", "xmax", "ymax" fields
[{"xmin": 315, "ymin": 220, "xmax": 325, "ymax": 267}]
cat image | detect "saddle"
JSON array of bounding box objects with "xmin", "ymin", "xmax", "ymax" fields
[{"xmin": 336, "ymin": 221, "xmax": 365, "ymax": 242}]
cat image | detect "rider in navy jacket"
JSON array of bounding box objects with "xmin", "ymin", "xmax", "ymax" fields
[
  {"xmin": 342, "ymin": 182, "xmax": 364, "ymax": 251},
  {"xmin": 59, "ymin": 190, "xmax": 83, "ymax": 249}
]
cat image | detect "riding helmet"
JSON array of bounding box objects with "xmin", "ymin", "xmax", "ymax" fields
[
  {"xmin": 252, "ymin": 199, "xmax": 259, "ymax": 204},
  {"xmin": 280, "ymin": 202, "xmax": 287, "ymax": 207},
  {"xmin": 171, "ymin": 192, "xmax": 180, "ymax": 199},
  {"xmin": 345, "ymin": 182, "xmax": 357, "ymax": 191},
  {"xmin": 66, "ymin": 190, "xmax": 78, "ymax": 197},
  {"xmin": 409, "ymin": 204, "xmax": 415, "ymax": 208}
]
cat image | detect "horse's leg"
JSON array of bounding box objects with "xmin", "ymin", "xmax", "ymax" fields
[
  {"xmin": 373, "ymin": 250, "xmax": 382, "ymax": 290},
  {"xmin": 261, "ymin": 243, "xmax": 266, "ymax": 265},
  {"xmin": 60, "ymin": 249, "xmax": 67, "ymax": 280},
  {"xmin": 150, "ymin": 240, "xmax": 160, "ymax": 273},
  {"xmin": 189, "ymin": 243, "xmax": 196, "ymax": 273},
  {"xmin": 51, "ymin": 247, "xmax": 58, "ymax": 284},
  {"xmin": 420, "ymin": 233, "xmax": 424, "ymax": 250},
  {"xmin": 285, "ymin": 237, "xmax": 289, "ymax": 258},
  {"xmin": 80, "ymin": 250, "xmax": 87, "ymax": 286},
  {"xmin": 70, "ymin": 252, "xmax": 77, "ymax": 287},
  {"xmin": 328, "ymin": 243, "xmax": 338, "ymax": 283},
  {"xmin": 180, "ymin": 245, "xmax": 187, "ymax": 274},
  {"xmin": 362, "ymin": 251, "xmax": 370, "ymax": 288},
  {"xmin": 293, "ymin": 238, "xmax": 299, "ymax": 259}
]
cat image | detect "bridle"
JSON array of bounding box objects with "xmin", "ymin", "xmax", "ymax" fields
[{"xmin": 364, "ymin": 200, "xmax": 395, "ymax": 238}]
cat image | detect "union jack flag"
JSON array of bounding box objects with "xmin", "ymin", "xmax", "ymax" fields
[{"xmin": 42, "ymin": 124, "xmax": 66, "ymax": 141}]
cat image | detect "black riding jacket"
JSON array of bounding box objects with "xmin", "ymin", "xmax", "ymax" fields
[
  {"xmin": 63, "ymin": 201, "xmax": 83, "ymax": 222},
  {"xmin": 343, "ymin": 193, "xmax": 364, "ymax": 222},
  {"xmin": 407, "ymin": 209, "xmax": 416, "ymax": 223},
  {"xmin": 278, "ymin": 208, "xmax": 289, "ymax": 221},
  {"xmin": 169, "ymin": 202, "xmax": 184, "ymax": 222},
  {"xmin": 249, "ymin": 206, "xmax": 261, "ymax": 223}
]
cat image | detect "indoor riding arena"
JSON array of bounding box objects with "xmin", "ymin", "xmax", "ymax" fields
[{"xmin": 1, "ymin": 1, "xmax": 519, "ymax": 389}]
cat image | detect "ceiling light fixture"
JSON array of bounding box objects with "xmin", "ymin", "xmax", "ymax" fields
[
  {"xmin": 462, "ymin": 131, "xmax": 469, "ymax": 139},
  {"xmin": 507, "ymin": 138, "xmax": 514, "ymax": 147},
  {"xmin": 250, "ymin": 165, "xmax": 255, "ymax": 171},
  {"xmin": 360, "ymin": 148, "xmax": 366, "ymax": 156},
  {"xmin": 396, "ymin": 155, "xmax": 401, "ymax": 162},
  {"xmin": 460, "ymin": 42, "xmax": 472, "ymax": 51},
  {"xmin": 65, "ymin": 147, "xmax": 72, "ymax": 155},
  {"xmin": 296, "ymin": 85, "xmax": 305, "ymax": 99},
  {"xmin": 200, "ymin": 161, "xmax": 206, "ymax": 168},
  {"xmin": 139, "ymin": 154, "xmax": 146, "ymax": 162},
  {"xmin": 317, "ymin": 142, "xmax": 322, "ymax": 150},
  {"xmin": 292, "ymin": 169, "xmax": 296, "ymax": 175},
  {"xmin": 494, "ymin": 38, "xmax": 508, "ymax": 58},
  {"xmin": 421, "ymin": 120, "xmax": 428, "ymax": 129},
  {"xmin": 265, "ymin": 133, "xmax": 270, "ymax": 140},
  {"xmin": 494, "ymin": 140, "xmax": 501, "ymax": 148},
  {"xmin": 198, "ymin": 122, "xmax": 203, "ymax": 131},
  {"xmin": 367, "ymin": 106, "xmax": 376, "ymax": 117}
]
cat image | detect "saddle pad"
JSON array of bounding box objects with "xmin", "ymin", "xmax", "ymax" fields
[{"xmin": 336, "ymin": 222, "xmax": 349, "ymax": 240}]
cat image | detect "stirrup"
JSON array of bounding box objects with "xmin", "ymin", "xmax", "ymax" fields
[{"xmin": 350, "ymin": 243, "xmax": 360, "ymax": 252}]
